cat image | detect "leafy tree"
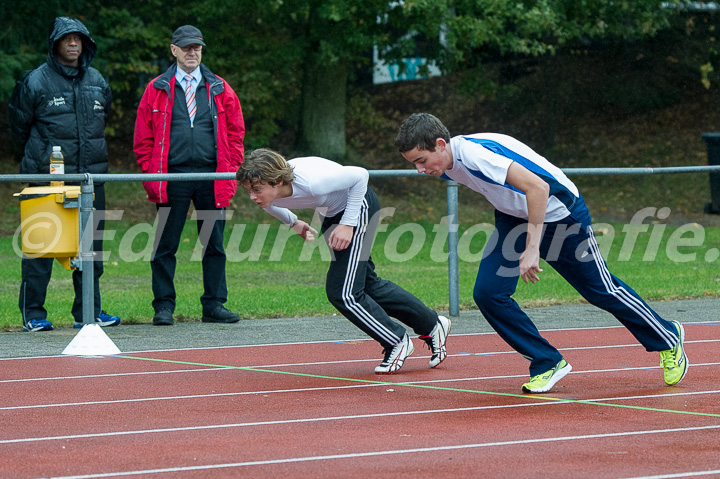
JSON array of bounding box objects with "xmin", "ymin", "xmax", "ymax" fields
[
  {"xmin": 260, "ymin": 0, "xmax": 684, "ymax": 159},
  {"xmin": 0, "ymin": 0, "xmax": 86, "ymax": 100},
  {"xmin": 279, "ymin": 0, "xmax": 403, "ymax": 159},
  {"xmin": 1, "ymin": 0, "xmax": 686, "ymax": 159},
  {"xmin": 393, "ymin": 0, "xmax": 685, "ymax": 148}
]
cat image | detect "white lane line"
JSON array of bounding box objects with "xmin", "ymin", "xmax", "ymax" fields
[
  {"xmin": 0, "ymin": 368, "xmax": 224, "ymax": 384},
  {"xmin": 0, "ymin": 325, "xmax": 614, "ymax": 362},
  {"xmin": 35, "ymin": 424, "xmax": 720, "ymax": 479},
  {"xmin": 3, "ymin": 386, "xmax": 720, "ymax": 444},
  {"xmin": 622, "ymin": 470, "xmax": 720, "ymax": 479},
  {"xmin": 4, "ymin": 401, "xmax": 566, "ymax": 444},
  {"xmin": 3, "ymin": 338, "xmax": 718, "ymax": 384},
  {"xmin": 2, "ymin": 362, "xmax": 720, "ymax": 411},
  {"xmin": 3, "ymin": 320, "xmax": 718, "ymax": 363}
]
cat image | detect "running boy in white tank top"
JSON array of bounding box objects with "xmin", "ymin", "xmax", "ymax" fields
[
  {"xmin": 236, "ymin": 148, "xmax": 451, "ymax": 374},
  {"xmin": 395, "ymin": 113, "xmax": 688, "ymax": 393}
]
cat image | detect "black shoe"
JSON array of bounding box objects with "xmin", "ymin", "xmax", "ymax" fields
[
  {"xmin": 202, "ymin": 306, "xmax": 240, "ymax": 323},
  {"xmin": 153, "ymin": 308, "xmax": 174, "ymax": 326}
]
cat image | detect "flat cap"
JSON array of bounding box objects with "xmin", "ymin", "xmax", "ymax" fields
[{"xmin": 171, "ymin": 25, "xmax": 206, "ymax": 47}]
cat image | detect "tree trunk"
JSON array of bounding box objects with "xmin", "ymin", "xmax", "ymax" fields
[{"xmin": 300, "ymin": 55, "xmax": 348, "ymax": 160}]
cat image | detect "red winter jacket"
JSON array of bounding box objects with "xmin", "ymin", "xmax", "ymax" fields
[{"xmin": 133, "ymin": 64, "xmax": 244, "ymax": 207}]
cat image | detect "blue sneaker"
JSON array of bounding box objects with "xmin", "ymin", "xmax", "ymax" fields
[
  {"xmin": 23, "ymin": 319, "xmax": 54, "ymax": 332},
  {"xmin": 74, "ymin": 311, "xmax": 121, "ymax": 328}
]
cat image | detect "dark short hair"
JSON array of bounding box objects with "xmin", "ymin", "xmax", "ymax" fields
[{"xmin": 394, "ymin": 113, "xmax": 450, "ymax": 153}]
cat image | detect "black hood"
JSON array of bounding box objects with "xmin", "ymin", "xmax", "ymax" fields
[{"xmin": 47, "ymin": 17, "xmax": 97, "ymax": 77}]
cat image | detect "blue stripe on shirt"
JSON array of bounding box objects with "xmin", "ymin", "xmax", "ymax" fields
[{"xmin": 466, "ymin": 137, "xmax": 576, "ymax": 210}]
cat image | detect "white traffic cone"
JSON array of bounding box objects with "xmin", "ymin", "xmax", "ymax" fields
[{"xmin": 62, "ymin": 324, "xmax": 121, "ymax": 356}]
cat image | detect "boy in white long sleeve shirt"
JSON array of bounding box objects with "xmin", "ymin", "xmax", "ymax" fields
[{"xmin": 236, "ymin": 148, "xmax": 451, "ymax": 374}]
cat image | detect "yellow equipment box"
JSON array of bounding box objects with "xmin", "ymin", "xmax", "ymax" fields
[{"xmin": 15, "ymin": 186, "xmax": 81, "ymax": 270}]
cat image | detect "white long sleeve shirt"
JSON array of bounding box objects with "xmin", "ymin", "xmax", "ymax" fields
[{"xmin": 263, "ymin": 156, "xmax": 369, "ymax": 226}]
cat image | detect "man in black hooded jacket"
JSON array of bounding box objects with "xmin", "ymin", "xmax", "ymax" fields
[{"xmin": 8, "ymin": 17, "xmax": 120, "ymax": 332}]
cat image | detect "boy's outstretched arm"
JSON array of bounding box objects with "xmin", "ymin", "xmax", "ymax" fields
[{"xmin": 505, "ymin": 162, "xmax": 550, "ymax": 284}]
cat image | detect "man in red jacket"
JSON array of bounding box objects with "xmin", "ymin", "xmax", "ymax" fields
[{"xmin": 134, "ymin": 25, "xmax": 245, "ymax": 326}]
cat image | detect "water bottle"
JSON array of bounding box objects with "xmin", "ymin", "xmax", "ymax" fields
[{"xmin": 50, "ymin": 146, "xmax": 64, "ymax": 187}]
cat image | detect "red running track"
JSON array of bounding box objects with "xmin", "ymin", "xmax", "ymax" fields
[{"xmin": 1, "ymin": 322, "xmax": 719, "ymax": 479}]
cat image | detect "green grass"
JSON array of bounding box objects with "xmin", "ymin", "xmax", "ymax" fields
[{"xmin": 2, "ymin": 216, "xmax": 720, "ymax": 331}]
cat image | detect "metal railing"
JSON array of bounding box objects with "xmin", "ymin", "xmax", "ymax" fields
[{"xmin": 4, "ymin": 164, "xmax": 720, "ymax": 322}]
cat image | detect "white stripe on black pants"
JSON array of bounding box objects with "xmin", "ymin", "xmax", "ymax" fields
[{"xmin": 321, "ymin": 187, "xmax": 438, "ymax": 348}]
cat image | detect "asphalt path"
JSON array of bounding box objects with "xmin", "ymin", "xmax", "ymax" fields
[{"xmin": 1, "ymin": 298, "xmax": 717, "ymax": 359}]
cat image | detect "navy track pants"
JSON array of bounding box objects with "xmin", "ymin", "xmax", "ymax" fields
[{"xmin": 474, "ymin": 199, "xmax": 680, "ymax": 376}]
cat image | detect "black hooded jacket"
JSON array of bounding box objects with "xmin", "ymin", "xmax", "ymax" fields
[{"xmin": 8, "ymin": 17, "xmax": 112, "ymax": 176}]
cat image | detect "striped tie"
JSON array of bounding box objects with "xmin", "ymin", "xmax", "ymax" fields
[{"xmin": 184, "ymin": 74, "xmax": 196, "ymax": 124}]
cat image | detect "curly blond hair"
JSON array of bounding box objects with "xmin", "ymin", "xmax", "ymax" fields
[{"xmin": 236, "ymin": 148, "xmax": 295, "ymax": 186}]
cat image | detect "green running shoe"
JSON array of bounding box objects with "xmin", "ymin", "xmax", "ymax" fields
[
  {"xmin": 660, "ymin": 321, "xmax": 688, "ymax": 386},
  {"xmin": 522, "ymin": 359, "xmax": 572, "ymax": 393}
]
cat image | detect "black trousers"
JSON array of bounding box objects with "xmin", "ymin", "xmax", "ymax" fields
[
  {"xmin": 19, "ymin": 184, "xmax": 106, "ymax": 324},
  {"xmin": 321, "ymin": 187, "xmax": 438, "ymax": 348},
  {"xmin": 151, "ymin": 180, "xmax": 227, "ymax": 313}
]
